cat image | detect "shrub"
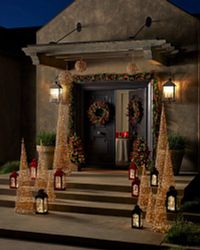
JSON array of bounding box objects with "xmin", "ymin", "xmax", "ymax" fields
[
  {"xmin": 36, "ymin": 132, "xmax": 56, "ymax": 146},
  {"xmin": 0, "ymin": 161, "xmax": 20, "ymax": 174},
  {"xmin": 164, "ymin": 219, "xmax": 200, "ymax": 246}
]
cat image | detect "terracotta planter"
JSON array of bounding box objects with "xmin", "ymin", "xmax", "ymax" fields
[
  {"xmin": 170, "ymin": 149, "xmax": 184, "ymax": 176},
  {"xmin": 36, "ymin": 145, "xmax": 55, "ymax": 170}
]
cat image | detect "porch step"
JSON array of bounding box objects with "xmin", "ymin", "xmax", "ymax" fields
[{"xmin": 0, "ymin": 172, "xmax": 196, "ymax": 219}]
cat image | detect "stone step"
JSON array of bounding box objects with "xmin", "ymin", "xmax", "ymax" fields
[
  {"xmin": 0, "ymin": 207, "xmax": 166, "ymax": 250},
  {"xmin": 0, "ymin": 194, "xmax": 134, "ymax": 217}
]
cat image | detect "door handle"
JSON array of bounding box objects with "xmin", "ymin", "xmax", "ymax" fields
[{"xmin": 97, "ymin": 131, "xmax": 106, "ymax": 136}]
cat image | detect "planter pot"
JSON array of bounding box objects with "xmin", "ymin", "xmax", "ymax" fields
[
  {"xmin": 170, "ymin": 149, "xmax": 184, "ymax": 176},
  {"xmin": 36, "ymin": 145, "xmax": 55, "ymax": 170}
]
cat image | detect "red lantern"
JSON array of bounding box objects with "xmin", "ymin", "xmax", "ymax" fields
[
  {"xmin": 29, "ymin": 158, "xmax": 37, "ymax": 180},
  {"xmin": 131, "ymin": 177, "xmax": 140, "ymax": 197},
  {"xmin": 9, "ymin": 171, "xmax": 19, "ymax": 189},
  {"xmin": 128, "ymin": 161, "xmax": 138, "ymax": 180},
  {"xmin": 54, "ymin": 169, "xmax": 65, "ymax": 190}
]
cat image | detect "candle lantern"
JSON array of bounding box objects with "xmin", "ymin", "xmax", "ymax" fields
[
  {"xmin": 54, "ymin": 169, "xmax": 65, "ymax": 190},
  {"xmin": 29, "ymin": 158, "xmax": 37, "ymax": 180},
  {"xmin": 128, "ymin": 161, "xmax": 138, "ymax": 180},
  {"xmin": 166, "ymin": 186, "xmax": 177, "ymax": 212},
  {"xmin": 9, "ymin": 171, "xmax": 19, "ymax": 189},
  {"xmin": 150, "ymin": 167, "xmax": 159, "ymax": 187},
  {"xmin": 131, "ymin": 205, "xmax": 143, "ymax": 229},
  {"xmin": 35, "ymin": 189, "xmax": 48, "ymax": 214},
  {"xmin": 131, "ymin": 177, "xmax": 140, "ymax": 197}
]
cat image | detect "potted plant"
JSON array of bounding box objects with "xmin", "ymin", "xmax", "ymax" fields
[
  {"xmin": 168, "ymin": 133, "xmax": 185, "ymax": 175},
  {"xmin": 36, "ymin": 131, "xmax": 56, "ymax": 169}
]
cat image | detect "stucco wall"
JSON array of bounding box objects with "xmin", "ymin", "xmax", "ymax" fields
[{"xmin": 36, "ymin": 0, "xmax": 199, "ymax": 172}]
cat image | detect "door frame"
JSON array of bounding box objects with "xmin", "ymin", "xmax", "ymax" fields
[{"xmin": 74, "ymin": 80, "xmax": 153, "ymax": 165}]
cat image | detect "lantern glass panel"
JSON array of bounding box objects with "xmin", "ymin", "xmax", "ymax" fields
[
  {"xmin": 30, "ymin": 168, "xmax": 37, "ymax": 179},
  {"xmin": 36, "ymin": 198, "xmax": 44, "ymax": 213},
  {"xmin": 167, "ymin": 195, "xmax": 176, "ymax": 211},
  {"xmin": 55, "ymin": 176, "xmax": 62, "ymax": 189},
  {"xmin": 49, "ymin": 85, "xmax": 62, "ymax": 103},
  {"xmin": 151, "ymin": 174, "xmax": 157, "ymax": 186},
  {"xmin": 163, "ymin": 86, "xmax": 174, "ymax": 99}
]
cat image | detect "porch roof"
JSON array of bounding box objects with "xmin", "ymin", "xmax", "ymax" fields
[{"xmin": 22, "ymin": 39, "xmax": 178, "ymax": 69}]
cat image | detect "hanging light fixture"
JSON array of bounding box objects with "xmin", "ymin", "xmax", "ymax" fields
[
  {"xmin": 49, "ymin": 79, "xmax": 63, "ymax": 103},
  {"xmin": 163, "ymin": 78, "xmax": 176, "ymax": 102}
]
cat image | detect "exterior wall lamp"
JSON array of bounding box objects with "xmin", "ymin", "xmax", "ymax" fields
[
  {"xmin": 162, "ymin": 78, "xmax": 176, "ymax": 102},
  {"xmin": 49, "ymin": 79, "xmax": 63, "ymax": 103}
]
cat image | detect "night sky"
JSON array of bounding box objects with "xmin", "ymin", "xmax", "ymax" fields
[{"xmin": 0, "ymin": 0, "xmax": 199, "ymax": 29}]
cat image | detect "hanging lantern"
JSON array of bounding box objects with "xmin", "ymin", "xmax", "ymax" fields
[
  {"xmin": 9, "ymin": 171, "xmax": 19, "ymax": 189},
  {"xmin": 29, "ymin": 158, "xmax": 37, "ymax": 180},
  {"xmin": 75, "ymin": 59, "xmax": 87, "ymax": 73},
  {"xmin": 162, "ymin": 78, "xmax": 176, "ymax": 102},
  {"xmin": 166, "ymin": 186, "xmax": 178, "ymax": 212},
  {"xmin": 54, "ymin": 169, "xmax": 65, "ymax": 190},
  {"xmin": 150, "ymin": 167, "xmax": 159, "ymax": 187},
  {"xmin": 128, "ymin": 161, "xmax": 138, "ymax": 180},
  {"xmin": 49, "ymin": 80, "xmax": 63, "ymax": 103},
  {"xmin": 131, "ymin": 205, "xmax": 143, "ymax": 229},
  {"xmin": 131, "ymin": 177, "xmax": 140, "ymax": 197},
  {"xmin": 35, "ymin": 189, "xmax": 48, "ymax": 214}
]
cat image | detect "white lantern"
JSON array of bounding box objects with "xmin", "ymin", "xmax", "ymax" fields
[
  {"xmin": 49, "ymin": 81, "xmax": 62, "ymax": 103},
  {"xmin": 163, "ymin": 79, "xmax": 176, "ymax": 102}
]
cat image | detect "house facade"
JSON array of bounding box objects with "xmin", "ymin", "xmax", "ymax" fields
[
  {"xmin": 23, "ymin": 0, "xmax": 200, "ymax": 172},
  {"xmin": 0, "ymin": 27, "xmax": 38, "ymax": 165}
]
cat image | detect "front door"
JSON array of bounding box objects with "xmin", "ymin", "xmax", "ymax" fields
[{"xmin": 84, "ymin": 90, "xmax": 115, "ymax": 166}]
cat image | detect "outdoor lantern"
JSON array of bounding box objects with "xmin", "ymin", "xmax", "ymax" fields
[
  {"xmin": 150, "ymin": 167, "xmax": 159, "ymax": 187},
  {"xmin": 131, "ymin": 177, "xmax": 140, "ymax": 197},
  {"xmin": 35, "ymin": 189, "xmax": 48, "ymax": 214},
  {"xmin": 29, "ymin": 158, "xmax": 37, "ymax": 180},
  {"xmin": 9, "ymin": 171, "xmax": 19, "ymax": 189},
  {"xmin": 49, "ymin": 80, "xmax": 62, "ymax": 103},
  {"xmin": 163, "ymin": 78, "xmax": 176, "ymax": 102},
  {"xmin": 131, "ymin": 205, "xmax": 143, "ymax": 229},
  {"xmin": 166, "ymin": 186, "xmax": 178, "ymax": 212},
  {"xmin": 54, "ymin": 169, "xmax": 65, "ymax": 190},
  {"xmin": 128, "ymin": 161, "xmax": 138, "ymax": 180}
]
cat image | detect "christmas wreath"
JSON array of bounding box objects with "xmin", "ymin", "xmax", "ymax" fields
[
  {"xmin": 87, "ymin": 100, "xmax": 109, "ymax": 125},
  {"xmin": 127, "ymin": 97, "xmax": 143, "ymax": 126}
]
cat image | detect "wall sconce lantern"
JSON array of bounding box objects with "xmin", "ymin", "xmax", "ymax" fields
[
  {"xmin": 128, "ymin": 161, "xmax": 138, "ymax": 180},
  {"xmin": 163, "ymin": 78, "xmax": 176, "ymax": 102},
  {"xmin": 49, "ymin": 80, "xmax": 63, "ymax": 103},
  {"xmin": 29, "ymin": 158, "xmax": 37, "ymax": 180},
  {"xmin": 131, "ymin": 205, "xmax": 143, "ymax": 229},
  {"xmin": 9, "ymin": 171, "xmax": 19, "ymax": 189},
  {"xmin": 150, "ymin": 167, "xmax": 159, "ymax": 187},
  {"xmin": 166, "ymin": 186, "xmax": 177, "ymax": 212},
  {"xmin": 35, "ymin": 189, "xmax": 48, "ymax": 214},
  {"xmin": 54, "ymin": 169, "xmax": 65, "ymax": 190},
  {"xmin": 131, "ymin": 177, "xmax": 140, "ymax": 197}
]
